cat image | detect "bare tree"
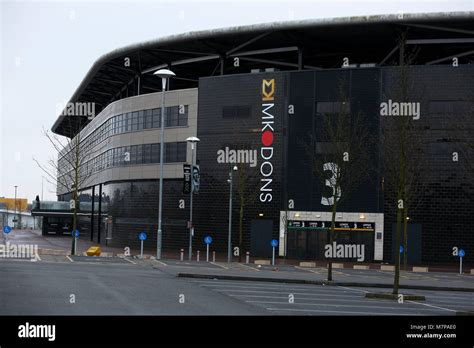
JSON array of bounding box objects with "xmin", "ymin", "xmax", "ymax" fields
[
  {"xmin": 381, "ymin": 34, "xmax": 429, "ymax": 294},
  {"xmin": 306, "ymin": 80, "xmax": 373, "ymax": 281},
  {"xmin": 34, "ymin": 118, "xmax": 98, "ymax": 255}
]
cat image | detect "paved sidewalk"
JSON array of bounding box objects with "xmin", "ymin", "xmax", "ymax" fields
[{"xmin": 134, "ymin": 258, "xmax": 474, "ymax": 292}]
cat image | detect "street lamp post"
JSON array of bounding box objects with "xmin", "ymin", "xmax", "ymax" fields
[
  {"xmin": 186, "ymin": 136, "xmax": 200, "ymax": 261},
  {"xmin": 227, "ymin": 166, "xmax": 237, "ymax": 263},
  {"xmin": 153, "ymin": 68, "xmax": 175, "ymax": 260},
  {"xmin": 14, "ymin": 185, "xmax": 18, "ymax": 229}
]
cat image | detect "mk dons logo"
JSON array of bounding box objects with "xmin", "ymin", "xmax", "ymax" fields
[
  {"xmin": 260, "ymin": 79, "xmax": 276, "ymax": 203},
  {"xmin": 262, "ymin": 79, "xmax": 275, "ymax": 101}
]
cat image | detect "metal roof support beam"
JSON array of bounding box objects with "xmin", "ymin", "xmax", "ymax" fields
[
  {"xmin": 379, "ymin": 45, "xmax": 399, "ymax": 66},
  {"xmin": 220, "ymin": 56, "xmax": 225, "ymax": 75},
  {"xmin": 173, "ymin": 76, "xmax": 199, "ymax": 82},
  {"xmin": 142, "ymin": 55, "xmax": 219, "ymax": 74},
  {"xmin": 238, "ymin": 57, "xmax": 321, "ymax": 70},
  {"xmin": 400, "ymin": 34, "xmax": 406, "ymax": 66},
  {"xmin": 141, "ymin": 85, "xmax": 162, "ymax": 92},
  {"xmin": 426, "ymin": 49, "xmax": 474, "ymax": 65},
  {"xmin": 226, "ymin": 31, "xmax": 272, "ymax": 56},
  {"xmin": 84, "ymin": 89, "xmax": 113, "ymax": 96},
  {"xmin": 298, "ymin": 48, "xmax": 303, "ymax": 70},
  {"xmin": 152, "ymin": 48, "xmax": 216, "ymax": 56},
  {"xmin": 171, "ymin": 55, "xmax": 220, "ymax": 66},
  {"xmin": 229, "ymin": 46, "xmax": 298, "ymax": 57},
  {"xmin": 404, "ymin": 23, "xmax": 474, "ymax": 36},
  {"xmin": 406, "ymin": 38, "xmax": 474, "ymax": 44},
  {"xmin": 105, "ymin": 64, "xmax": 137, "ymax": 74},
  {"xmin": 239, "ymin": 56, "xmax": 298, "ymax": 68},
  {"xmin": 96, "ymin": 78, "xmax": 124, "ymax": 84}
]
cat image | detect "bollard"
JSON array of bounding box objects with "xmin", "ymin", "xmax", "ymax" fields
[
  {"xmin": 212, "ymin": 251, "xmax": 216, "ymax": 263},
  {"xmin": 180, "ymin": 249, "xmax": 184, "ymax": 262},
  {"xmin": 246, "ymin": 251, "xmax": 250, "ymax": 264},
  {"xmin": 197, "ymin": 250, "xmax": 200, "ymax": 262}
]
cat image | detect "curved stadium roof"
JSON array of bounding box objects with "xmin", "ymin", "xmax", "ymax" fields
[{"xmin": 52, "ymin": 11, "xmax": 474, "ymax": 137}]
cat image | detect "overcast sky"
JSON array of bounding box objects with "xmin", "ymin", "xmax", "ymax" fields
[{"xmin": 1, "ymin": 0, "xmax": 473, "ymax": 202}]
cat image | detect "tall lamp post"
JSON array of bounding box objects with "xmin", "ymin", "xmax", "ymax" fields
[
  {"xmin": 14, "ymin": 185, "xmax": 18, "ymax": 229},
  {"xmin": 153, "ymin": 68, "xmax": 175, "ymax": 260},
  {"xmin": 186, "ymin": 136, "xmax": 200, "ymax": 260},
  {"xmin": 227, "ymin": 166, "xmax": 237, "ymax": 263}
]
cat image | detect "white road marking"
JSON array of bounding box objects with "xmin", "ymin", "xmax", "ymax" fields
[
  {"xmin": 197, "ymin": 282, "xmax": 363, "ymax": 293},
  {"xmin": 265, "ymin": 308, "xmax": 429, "ymax": 315},
  {"xmin": 123, "ymin": 257, "xmax": 136, "ymax": 265},
  {"xmin": 238, "ymin": 263, "xmax": 260, "ymax": 271},
  {"xmin": 211, "ymin": 262, "xmax": 229, "ymax": 270},
  {"xmin": 294, "ymin": 266, "xmax": 321, "ymax": 274},
  {"xmin": 66, "ymin": 255, "xmax": 74, "ymax": 263},
  {"xmin": 215, "ymin": 289, "xmax": 396, "ymax": 298},
  {"xmin": 407, "ymin": 300, "xmax": 457, "ymax": 312},
  {"xmin": 228, "ymin": 294, "xmax": 391, "ymax": 304},
  {"xmin": 244, "ymin": 300, "xmax": 444, "ymax": 312},
  {"xmin": 152, "ymin": 259, "xmax": 168, "ymax": 266},
  {"xmin": 337, "ymin": 285, "xmax": 369, "ymax": 293}
]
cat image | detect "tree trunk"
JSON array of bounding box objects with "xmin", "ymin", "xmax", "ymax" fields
[
  {"xmin": 71, "ymin": 191, "xmax": 77, "ymax": 255},
  {"xmin": 403, "ymin": 207, "xmax": 408, "ymax": 270},
  {"xmin": 327, "ymin": 202, "xmax": 337, "ymax": 281}
]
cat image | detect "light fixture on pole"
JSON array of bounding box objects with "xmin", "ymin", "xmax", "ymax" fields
[
  {"xmin": 186, "ymin": 136, "xmax": 200, "ymax": 261},
  {"xmin": 153, "ymin": 68, "xmax": 175, "ymax": 260},
  {"xmin": 227, "ymin": 166, "xmax": 238, "ymax": 263},
  {"xmin": 14, "ymin": 185, "xmax": 18, "ymax": 229}
]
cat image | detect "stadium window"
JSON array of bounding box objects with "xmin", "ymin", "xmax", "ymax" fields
[
  {"xmin": 177, "ymin": 142, "xmax": 187, "ymax": 162},
  {"xmin": 125, "ymin": 113, "xmax": 132, "ymax": 132},
  {"xmin": 151, "ymin": 143, "xmax": 160, "ymax": 163},
  {"xmin": 135, "ymin": 144, "xmax": 143, "ymax": 164},
  {"xmin": 166, "ymin": 106, "xmax": 179, "ymax": 127},
  {"xmin": 165, "ymin": 142, "xmax": 177, "ymax": 162},
  {"xmin": 144, "ymin": 109, "xmax": 153, "ymax": 129},
  {"xmin": 143, "ymin": 144, "xmax": 152, "ymax": 163},
  {"xmin": 138, "ymin": 111, "xmax": 144, "ymax": 130},
  {"xmin": 178, "ymin": 105, "xmax": 188, "ymax": 126},
  {"xmin": 129, "ymin": 145, "xmax": 137, "ymax": 165},
  {"xmin": 131, "ymin": 112, "xmax": 139, "ymax": 131},
  {"xmin": 152, "ymin": 108, "xmax": 161, "ymax": 128}
]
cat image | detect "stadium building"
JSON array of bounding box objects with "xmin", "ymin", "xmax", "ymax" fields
[{"xmin": 34, "ymin": 13, "xmax": 474, "ymax": 265}]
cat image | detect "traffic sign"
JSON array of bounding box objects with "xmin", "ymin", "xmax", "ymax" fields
[
  {"xmin": 138, "ymin": 232, "xmax": 147, "ymax": 241},
  {"xmin": 459, "ymin": 249, "xmax": 465, "ymax": 257},
  {"xmin": 271, "ymin": 239, "xmax": 278, "ymax": 248},
  {"xmin": 73, "ymin": 230, "xmax": 80, "ymax": 237},
  {"xmin": 3, "ymin": 226, "xmax": 11, "ymax": 234},
  {"xmin": 400, "ymin": 245, "xmax": 404, "ymax": 253},
  {"xmin": 204, "ymin": 236, "xmax": 212, "ymax": 245}
]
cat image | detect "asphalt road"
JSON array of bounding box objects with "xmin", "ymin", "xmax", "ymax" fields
[
  {"xmin": 1, "ymin": 256, "xmax": 472, "ymax": 315},
  {"xmin": 0, "ymin": 258, "xmax": 265, "ymax": 315}
]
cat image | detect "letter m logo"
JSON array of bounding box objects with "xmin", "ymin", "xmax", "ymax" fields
[{"xmin": 262, "ymin": 79, "xmax": 275, "ymax": 101}]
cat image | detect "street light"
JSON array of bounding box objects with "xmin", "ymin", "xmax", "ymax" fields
[
  {"xmin": 227, "ymin": 166, "xmax": 238, "ymax": 263},
  {"xmin": 14, "ymin": 185, "xmax": 18, "ymax": 229},
  {"xmin": 186, "ymin": 136, "xmax": 200, "ymax": 260},
  {"xmin": 153, "ymin": 68, "xmax": 175, "ymax": 260}
]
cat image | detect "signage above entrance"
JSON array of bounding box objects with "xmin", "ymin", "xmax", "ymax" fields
[{"xmin": 288, "ymin": 220, "xmax": 374, "ymax": 231}]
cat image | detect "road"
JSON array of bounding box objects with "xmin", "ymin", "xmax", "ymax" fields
[{"xmin": 1, "ymin": 256, "xmax": 472, "ymax": 315}]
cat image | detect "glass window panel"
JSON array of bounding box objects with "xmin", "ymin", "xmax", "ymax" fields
[
  {"xmin": 152, "ymin": 109, "xmax": 161, "ymax": 128},
  {"xmin": 166, "ymin": 142, "xmax": 177, "ymax": 162},
  {"xmin": 178, "ymin": 106, "xmax": 188, "ymax": 126},
  {"xmin": 135, "ymin": 144, "xmax": 143, "ymax": 164},
  {"xmin": 151, "ymin": 143, "xmax": 159, "ymax": 163},
  {"xmin": 177, "ymin": 142, "xmax": 187, "ymax": 162},
  {"xmin": 143, "ymin": 144, "xmax": 152, "ymax": 163}
]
